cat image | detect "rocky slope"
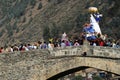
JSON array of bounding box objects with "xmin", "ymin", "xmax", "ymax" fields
[{"xmin": 0, "ymin": 0, "xmax": 120, "ymax": 46}]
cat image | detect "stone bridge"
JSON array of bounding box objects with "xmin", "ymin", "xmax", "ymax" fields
[{"xmin": 0, "ymin": 41, "xmax": 120, "ymax": 80}]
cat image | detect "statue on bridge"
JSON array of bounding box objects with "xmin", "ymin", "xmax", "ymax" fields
[{"xmin": 83, "ymin": 7, "xmax": 102, "ymax": 41}]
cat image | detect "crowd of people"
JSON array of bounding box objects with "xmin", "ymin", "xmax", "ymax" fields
[{"xmin": 0, "ymin": 31, "xmax": 120, "ymax": 53}]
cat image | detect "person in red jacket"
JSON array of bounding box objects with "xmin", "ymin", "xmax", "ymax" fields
[{"xmin": 99, "ymin": 39, "xmax": 105, "ymax": 46}]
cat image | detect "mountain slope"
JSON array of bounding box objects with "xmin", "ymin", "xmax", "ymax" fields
[{"xmin": 0, "ymin": 0, "xmax": 120, "ymax": 46}]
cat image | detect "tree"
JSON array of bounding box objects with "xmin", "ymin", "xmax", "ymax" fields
[
  {"xmin": 43, "ymin": 26, "xmax": 51, "ymax": 41},
  {"xmin": 50, "ymin": 23, "xmax": 59, "ymax": 38}
]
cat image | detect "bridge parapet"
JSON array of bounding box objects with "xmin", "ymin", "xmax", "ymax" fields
[
  {"xmin": 49, "ymin": 45, "xmax": 120, "ymax": 59},
  {"xmin": 92, "ymin": 46, "xmax": 120, "ymax": 58},
  {"xmin": 49, "ymin": 46, "xmax": 83, "ymax": 56}
]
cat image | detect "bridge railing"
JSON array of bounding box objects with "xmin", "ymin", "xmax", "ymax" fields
[
  {"xmin": 49, "ymin": 46, "xmax": 83, "ymax": 57},
  {"xmin": 49, "ymin": 45, "xmax": 120, "ymax": 59},
  {"xmin": 92, "ymin": 46, "xmax": 120, "ymax": 58}
]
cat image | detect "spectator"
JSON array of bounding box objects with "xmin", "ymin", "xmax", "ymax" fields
[
  {"xmin": 6, "ymin": 46, "xmax": 13, "ymax": 52},
  {"xmin": 42, "ymin": 42, "xmax": 48, "ymax": 49},
  {"xmin": 61, "ymin": 40, "xmax": 66, "ymax": 48},
  {"xmin": 112, "ymin": 40, "xmax": 117, "ymax": 48},
  {"xmin": 48, "ymin": 41, "xmax": 54, "ymax": 50},
  {"xmin": 13, "ymin": 44, "xmax": 19, "ymax": 51},
  {"xmin": 74, "ymin": 40, "xmax": 80, "ymax": 46}
]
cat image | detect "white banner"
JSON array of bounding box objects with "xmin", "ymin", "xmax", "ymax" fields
[{"xmin": 90, "ymin": 14, "xmax": 102, "ymax": 34}]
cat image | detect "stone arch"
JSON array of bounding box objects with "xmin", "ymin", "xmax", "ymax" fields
[
  {"xmin": 45, "ymin": 57, "xmax": 120, "ymax": 80},
  {"xmin": 47, "ymin": 66, "xmax": 89, "ymax": 80}
]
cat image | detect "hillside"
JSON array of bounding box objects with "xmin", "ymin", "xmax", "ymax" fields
[{"xmin": 0, "ymin": 0, "xmax": 120, "ymax": 46}]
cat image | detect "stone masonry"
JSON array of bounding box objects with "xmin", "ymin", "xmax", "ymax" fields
[{"xmin": 0, "ymin": 42, "xmax": 120, "ymax": 80}]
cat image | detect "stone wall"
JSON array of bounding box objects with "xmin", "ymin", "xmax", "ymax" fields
[
  {"xmin": 0, "ymin": 45, "xmax": 120, "ymax": 80},
  {"xmin": 50, "ymin": 45, "xmax": 120, "ymax": 59},
  {"xmin": 0, "ymin": 50, "xmax": 50, "ymax": 80}
]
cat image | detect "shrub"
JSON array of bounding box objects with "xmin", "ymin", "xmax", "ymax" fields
[
  {"xmin": 30, "ymin": 0, "xmax": 36, "ymax": 8},
  {"xmin": 37, "ymin": 2, "xmax": 42, "ymax": 10},
  {"xmin": 50, "ymin": 23, "xmax": 59, "ymax": 38},
  {"xmin": 72, "ymin": 75, "xmax": 83, "ymax": 80},
  {"xmin": 43, "ymin": 26, "xmax": 51, "ymax": 41}
]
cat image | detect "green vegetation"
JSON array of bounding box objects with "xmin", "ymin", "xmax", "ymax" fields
[
  {"xmin": 50, "ymin": 23, "xmax": 59, "ymax": 38},
  {"xmin": 37, "ymin": 2, "xmax": 42, "ymax": 10},
  {"xmin": 43, "ymin": 22, "xmax": 59, "ymax": 41},
  {"xmin": 0, "ymin": 29, "xmax": 5, "ymax": 37},
  {"xmin": 72, "ymin": 75, "xmax": 83, "ymax": 80},
  {"xmin": 30, "ymin": 0, "xmax": 36, "ymax": 8},
  {"xmin": 93, "ymin": 75, "xmax": 103, "ymax": 80},
  {"xmin": 43, "ymin": 26, "xmax": 51, "ymax": 41}
]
